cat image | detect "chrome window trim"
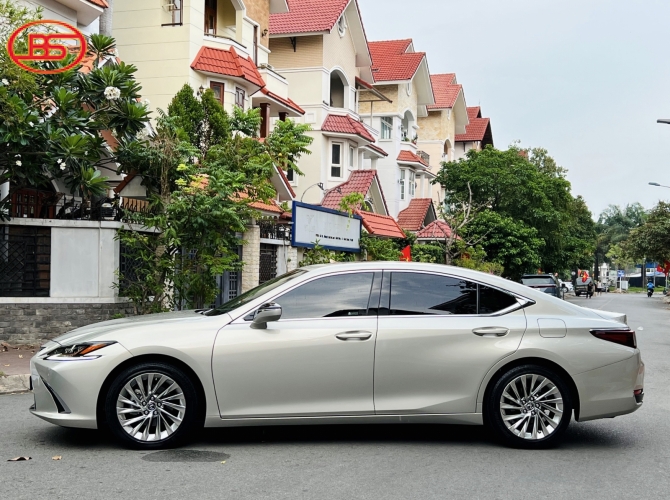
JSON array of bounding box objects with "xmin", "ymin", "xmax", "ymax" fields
[{"xmin": 230, "ymin": 268, "xmax": 535, "ymax": 323}]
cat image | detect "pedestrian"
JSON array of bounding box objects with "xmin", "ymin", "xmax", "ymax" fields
[
  {"xmin": 587, "ymin": 280, "xmax": 594, "ymax": 299},
  {"xmin": 596, "ymin": 280, "xmax": 603, "ymax": 296}
]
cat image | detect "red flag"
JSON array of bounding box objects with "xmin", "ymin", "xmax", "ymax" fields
[{"xmin": 400, "ymin": 246, "xmax": 411, "ymax": 262}]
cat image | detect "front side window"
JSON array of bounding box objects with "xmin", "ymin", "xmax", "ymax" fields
[
  {"xmin": 331, "ymin": 143, "xmax": 342, "ymax": 178},
  {"xmin": 399, "ymin": 169, "xmax": 405, "ymax": 200},
  {"xmin": 205, "ymin": 269, "xmax": 308, "ymax": 316},
  {"xmin": 409, "ymin": 171, "xmax": 416, "ymax": 196},
  {"xmin": 381, "ymin": 117, "xmax": 392, "ymax": 140},
  {"xmin": 389, "ymin": 273, "xmax": 477, "ymax": 315},
  {"xmin": 210, "ymin": 82, "xmax": 224, "ymax": 105},
  {"xmin": 277, "ymin": 273, "xmax": 375, "ymax": 320}
]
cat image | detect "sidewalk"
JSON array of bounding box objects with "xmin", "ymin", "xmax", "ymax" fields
[{"xmin": 0, "ymin": 345, "xmax": 35, "ymax": 394}]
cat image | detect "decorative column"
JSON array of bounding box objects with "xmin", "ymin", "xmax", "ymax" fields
[{"xmin": 241, "ymin": 223, "xmax": 261, "ymax": 293}]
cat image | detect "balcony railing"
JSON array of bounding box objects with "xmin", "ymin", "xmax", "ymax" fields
[
  {"xmin": 258, "ymin": 219, "xmax": 291, "ymax": 242},
  {"xmin": 417, "ymin": 150, "xmax": 430, "ymax": 165}
]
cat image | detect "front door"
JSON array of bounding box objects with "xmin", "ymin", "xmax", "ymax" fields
[
  {"xmin": 374, "ymin": 272, "xmax": 527, "ymax": 415},
  {"xmin": 213, "ymin": 272, "xmax": 380, "ymax": 418}
]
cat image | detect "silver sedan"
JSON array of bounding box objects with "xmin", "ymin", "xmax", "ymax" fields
[{"xmin": 30, "ymin": 262, "xmax": 644, "ymax": 449}]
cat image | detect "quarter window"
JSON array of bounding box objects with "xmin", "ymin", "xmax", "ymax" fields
[
  {"xmin": 331, "ymin": 143, "xmax": 342, "ymax": 178},
  {"xmin": 389, "ymin": 273, "xmax": 478, "ymax": 315},
  {"xmin": 381, "ymin": 117, "xmax": 393, "ymax": 140},
  {"xmin": 277, "ymin": 273, "xmax": 375, "ymax": 320},
  {"xmin": 479, "ymin": 285, "xmax": 518, "ymax": 314}
]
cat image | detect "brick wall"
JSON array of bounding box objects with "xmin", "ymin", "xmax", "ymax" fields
[{"xmin": 0, "ymin": 302, "xmax": 134, "ymax": 346}]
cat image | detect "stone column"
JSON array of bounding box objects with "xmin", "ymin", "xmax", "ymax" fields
[{"xmin": 241, "ymin": 223, "xmax": 260, "ymax": 293}]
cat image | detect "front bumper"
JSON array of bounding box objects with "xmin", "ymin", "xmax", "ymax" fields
[
  {"xmin": 575, "ymin": 351, "xmax": 644, "ymax": 421},
  {"xmin": 30, "ymin": 343, "xmax": 133, "ymax": 429}
]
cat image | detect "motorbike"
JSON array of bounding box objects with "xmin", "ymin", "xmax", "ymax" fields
[{"xmin": 648, "ymin": 288, "xmax": 654, "ymax": 298}]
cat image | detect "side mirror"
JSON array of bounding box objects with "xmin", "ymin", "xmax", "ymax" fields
[{"xmin": 251, "ymin": 303, "xmax": 282, "ymax": 329}]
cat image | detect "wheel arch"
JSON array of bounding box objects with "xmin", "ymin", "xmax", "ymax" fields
[
  {"xmin": 95, "ymin": 354, "xmax": 208, "ymax": 428},
  {"xmin": 481, "ymin": 357, "xmax": 581, "ymax": 421}
]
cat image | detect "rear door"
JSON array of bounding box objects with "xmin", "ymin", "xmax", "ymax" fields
[{"xmin": 374, "ymin": 271, "xmax": 527, "ymax": 415}]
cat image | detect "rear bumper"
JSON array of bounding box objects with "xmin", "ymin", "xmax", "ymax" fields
[{"xmin": 575, "ymin": 352, "xmax": 644, "ymax": 421}]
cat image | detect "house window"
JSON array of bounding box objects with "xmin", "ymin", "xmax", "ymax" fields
[
  {"xmin": 409, "ymin": 171, "xmax": 415, "ymax": 196},
  {"xmin": 204, "ymin": 0, "xmax": 217, "ymax": 35},
  {"xmin": 349, "ymin": 146, "xmax": 355, "ymax": 169},
  {"xmin": 169, "ymin": 0, "xmax": 182, "ymax": 25},
  {"xmin": 286, "ymin": 168, "xmax": 294, "ymax": 182},
  {"xmin": 253, "ymin": 25, "xmax": 259, "ymax": 64},
  {"xmin": 210, "ymin": 82, "xmax": 224, "ymax": 105},
  {"xmin": 331, "ymin": 143, "xmax": 342, "ymax": 178},
  {"xmin": 337, "ymin": 16, "xmax": 347, "ymax": 37},
  {"xmin": 400, "ymin": 169, "xmax": 406, "ymax": 200},
  {"xmin": 235, "ymin": 87, "xmax": 245, "ymax": 108},
  {"xmin": 381, "ymin": 117, "xmax": 392, "ymax": 140}
]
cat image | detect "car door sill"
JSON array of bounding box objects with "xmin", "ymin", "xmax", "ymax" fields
[{"xmin": 207, "ymin": 413, "xmax": 483, "ymax": 427}]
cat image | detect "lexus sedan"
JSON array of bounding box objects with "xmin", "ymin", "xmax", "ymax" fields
[{"xmin": 30, "ymin": 262, "xmax": 644, "ymax": 449}]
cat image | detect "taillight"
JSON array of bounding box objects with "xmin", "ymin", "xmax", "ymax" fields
[{"xmin": 590, "ymin": 328, "xmax": 637, "ymax": 349}]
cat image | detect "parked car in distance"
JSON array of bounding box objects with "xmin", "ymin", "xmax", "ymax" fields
[
  {"xmin": 574, "ymin": 277, "xmax": 593, "ymax": 297},
  {"xmin": 30, "ymin": 262, "xmax": 643, "ymax": 450},
  {"xmin": 520, "ymin": 274, "xmax": 563, "ymax": 299},
  {"xmin": 559, "ymin": 280, "xmax": 574, "ymax": 293}
]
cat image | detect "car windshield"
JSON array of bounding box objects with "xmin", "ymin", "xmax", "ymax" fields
[
  {"xmin": 204, "ymin": 269, "xmax": 308, "ymax": 317},
  {"xmin": 522, "ymin": 277, "xmax": 556, "ymax": 285}
]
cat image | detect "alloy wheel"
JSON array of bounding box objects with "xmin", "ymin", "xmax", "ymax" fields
[
  {"xmin": 116, "ymin": 372, "xmax": 186, "ymax": 442},
  {"xmin": 499, "ymin": 374, "xmax": 564, "ymax": 441}
]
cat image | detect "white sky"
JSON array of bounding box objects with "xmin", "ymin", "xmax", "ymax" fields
[{"xmin": 359, "ymin": 0, "xmax": 670, "ymax": 217}]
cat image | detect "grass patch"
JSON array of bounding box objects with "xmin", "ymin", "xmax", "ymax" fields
[{"xmin": 0, "ymin": 371, "xmax": 5, "ymax": 377}]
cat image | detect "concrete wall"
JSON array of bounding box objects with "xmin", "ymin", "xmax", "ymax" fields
[{"xmin": 241, "ymin": 224, "xmax": 260, "ymax": 292}]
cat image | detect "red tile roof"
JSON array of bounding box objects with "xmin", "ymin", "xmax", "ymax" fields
[
  {"xmin": 416, "ymin": 220, "xmax": 454, "ymax": 240},
  {"xmin": 322, "ymin": 114, "xmax": 375, "ymax": 142},
  {"xmin": 191, "ymin": 46, "xmax": 265, "ymax": 88},
  {"xmin": 398, "ymin": 198, "xmax": 434, "ymax": 231},
  {"xmin": 427, "ymin": 74, "xmax": 462, "ymax": 110},
  {"xmin": 368, "ymin": 39, "xmax": 426, "ymax": 82},
  {"xmin": 455, "ymin": 107, "xmax": 491, "ymax": 142},
  {"xmin": 275, "ymin": 164, "xmax": 296, "ymax": 199},
  {"xmin": 250, "ymin": 200, "xmax": 284, "ymax": 213},
  {"xmin": 260, "ymin": 87, "xmax": 305, "ymax": 115},
  {"xmin": 321, "ymin": 170, "xmax": 378, "ymax": 210},
  {"xmin": 87, "ymin": 0, "xmax": 109, "ymax": 7},
  {"xmin": 270, "ymin": 0, "xmax": 350, "ymax": 35},
  {"xmin": 366, "ymin": 143, "xmax": 388, "ymax": 157},
  {"xmin": 397, "ymin": 150, "xmax": 429, "ymax": 168},
  {"xmin": 357, "ymin": 210, "xmax": 405, "ymax": 239}
]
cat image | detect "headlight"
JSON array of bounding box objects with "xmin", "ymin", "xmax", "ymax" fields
[{"xmin": 44, "ymin": 341, "xmax": 117, "ymax": 361}]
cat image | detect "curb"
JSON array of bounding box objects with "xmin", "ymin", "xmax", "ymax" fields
[{"xmin": 0, "ymin": 374, "xmax": 31, "ymax": 394}]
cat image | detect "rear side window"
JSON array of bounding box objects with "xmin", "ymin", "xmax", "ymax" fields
[
  {"xmin": 522, "ymin": 277, "xmax": 555, "ymax": 285},
  {"xmin": 389, "ymin": 273, "xmax": 477, "ymax": 315},
  {"xmin": 479, "ymin": 285, "xmax": 519, "ymax": 314},
  {"xmin": 277, "ymin": 273, "xmax": 374, "ymax": 320}
]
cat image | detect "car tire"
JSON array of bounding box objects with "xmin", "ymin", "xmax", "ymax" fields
[
  {"xmin": 104, "ymin": 362, "xmax": 200, "ymax": 449},
  {"xmin": 485, "ymin": 364, "xmax": 572, "ymax": 449}
]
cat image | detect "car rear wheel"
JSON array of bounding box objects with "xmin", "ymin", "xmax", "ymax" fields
[
  {"xmin": 485, "ymin": 364, "xmax": 572, "ymax": 449},
  {"xmin": 104, "ymin": 362, "xmax": 199, "ymax": 449}
]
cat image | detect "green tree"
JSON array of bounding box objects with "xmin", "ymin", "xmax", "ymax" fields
[
  {"xmin": 595, "ymin": 203, "xmax": 647, "ymax": 266},
  {"xmin": 434, "ymin": 145, "xmax": 595, "ymax": 277},
  {"xmin": 117, "ymin": 85, "xmax": 313, "ymax": 313},
  {"xmin": 0, "ymin": 11, "xmax": 150, "ymax": 219},
  {"xmin": 622, "ymin": 202, "xmax": 670, "ymax": 264}
]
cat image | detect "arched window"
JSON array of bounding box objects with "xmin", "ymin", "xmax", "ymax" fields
[{"xmin": 329, "ymin": 70, "xmax": 348, "ymax": 109}]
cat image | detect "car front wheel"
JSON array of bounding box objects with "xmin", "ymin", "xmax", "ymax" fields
[
  {"xmin": 485, "ymin": 364, "xmax": 572, "ymax": 449},
  {"xmin": 104, "ymin": 362, "xmax": 199, "ymax": 449}
]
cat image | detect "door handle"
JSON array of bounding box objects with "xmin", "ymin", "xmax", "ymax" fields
[
  {"xmin": 472, "ymin": 327, "xmax": 509, "ymax": 337},
  {"xmin": 336, "ymin": 331, "xmax": 373, "ymax": 341}
]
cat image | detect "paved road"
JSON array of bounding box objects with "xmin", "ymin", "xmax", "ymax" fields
[{"xmin": 1, "ymin": 293, "xmax": 669, "ymax": 500}]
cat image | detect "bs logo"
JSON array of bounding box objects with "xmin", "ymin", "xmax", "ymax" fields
[{"xmin": 7, "ymin": 20, "xmax": 87, "ymax": 75}]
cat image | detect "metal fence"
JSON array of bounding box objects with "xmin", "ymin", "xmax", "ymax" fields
[
  {"xmin": 259, "ymin": 244, "xmax": 278, "ymax": 284},
  {"xmin": 258, "ymin": 219, "xmax": 291, "ymax": 241},
  {"xmin": 0, "ymin": 225, "xmax": 51, "ymax": 297}
]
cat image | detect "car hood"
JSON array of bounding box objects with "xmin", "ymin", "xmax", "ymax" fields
[
  {"xmin": 581, "ymin": 307, "xmax": 627, "ymax": 325},
  {"xmin": 50, "ymin": 310, "xmax": 221, "ymax": 345}
]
